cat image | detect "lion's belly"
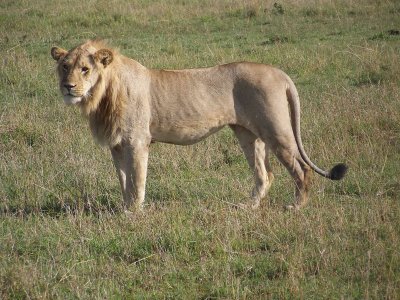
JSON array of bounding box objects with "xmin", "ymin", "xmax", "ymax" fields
[
  {"xmin": 149, "ymin": 67, "xmax": 238, "ymax": 144},
  {"xmin": 151, "ymin": 118, "xmax": 228, "ymax": 145}
]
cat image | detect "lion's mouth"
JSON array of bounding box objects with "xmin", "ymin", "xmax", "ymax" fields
[{"xmin": 63, "ymin": 90, "xmax": 81, "ymax": 97}]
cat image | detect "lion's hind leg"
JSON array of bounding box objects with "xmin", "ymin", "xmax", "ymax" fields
[
  {"xmin": 272, "ymin": 142, "xmax": 312, "ymax": 210},
  {"xmin": 230, "ymin": 125, "xmax": 274, "ymax": 209}
]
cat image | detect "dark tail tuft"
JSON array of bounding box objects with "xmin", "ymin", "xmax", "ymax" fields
[{"xmin": 329, "ymin": 163, "xmax": 348, "ymax": 180}]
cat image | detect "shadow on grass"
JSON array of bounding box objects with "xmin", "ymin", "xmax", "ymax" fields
[{"xmin": 0, "ymin": 194, "xmax": 123, "ymax": 218}]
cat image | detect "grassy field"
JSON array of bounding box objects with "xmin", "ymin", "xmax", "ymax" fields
[{"xmin": 1, "ymin": 0, "xmax": 400, "ymax": 298}]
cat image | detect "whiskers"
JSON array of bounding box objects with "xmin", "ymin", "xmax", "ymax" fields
[{"xmin": 83, "ymin": 90, "xmax": 93, "ymax": 101}]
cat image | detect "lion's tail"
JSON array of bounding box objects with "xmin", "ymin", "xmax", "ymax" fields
[{"xmin": 285, "ymin": 75, "xmax": 347, "ymax": 180}]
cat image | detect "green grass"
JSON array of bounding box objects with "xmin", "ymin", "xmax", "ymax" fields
[{"xmin": 1, "ymin": 0, "xmax": 400, "ymax": 298}]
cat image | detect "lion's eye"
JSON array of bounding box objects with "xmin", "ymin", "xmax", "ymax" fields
[
  {"xmin": 82, "ymin": 67, "xmax": 89, "ymax": 74},
  {"xmin": 62, "ymin": 64, "xmax": 69, "ymax": 71}
]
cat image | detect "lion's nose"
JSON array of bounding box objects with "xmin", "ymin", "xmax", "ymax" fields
[{"xmin": 64, "ymin": 83, "xmax": 76, "ymax": 91}]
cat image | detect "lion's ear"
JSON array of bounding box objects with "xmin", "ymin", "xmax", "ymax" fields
[
  {"xmin": 51, "ymin": 47, "xmax": 67, "ymax": 61},
  {"xmin": 94, "ymin": 49, "xmax": 113, "ymax": 67}
]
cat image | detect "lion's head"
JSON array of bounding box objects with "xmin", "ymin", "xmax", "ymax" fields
[{"xmin": 51, "ymin": 40, "xmax": 114, "ymax": 106}]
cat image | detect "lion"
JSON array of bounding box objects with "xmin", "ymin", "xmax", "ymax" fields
[{"xmin": 51, "ymin": 39, "xmax": 347, "ymax": 212}]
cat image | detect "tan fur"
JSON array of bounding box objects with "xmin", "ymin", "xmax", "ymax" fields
[{"xmin": 51, "ymin": 40, "xmax": 346, "ymax": 212}]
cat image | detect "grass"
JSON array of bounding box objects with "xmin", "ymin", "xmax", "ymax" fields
[{"xmin": 1, "ymin": 0, "xmax": 400, "ymax": 298}]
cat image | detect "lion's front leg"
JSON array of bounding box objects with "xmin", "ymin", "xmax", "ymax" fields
[
  {"xmin": 110, "ymin": 145, "xmax": 127, "ymax": 206},
  {"xmin": 123, "ymin": 140, "xmax": 149, "ymax": 212}
]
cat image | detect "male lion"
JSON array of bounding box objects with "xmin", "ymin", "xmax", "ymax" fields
[{"xmin": 51, "ymin": 40, "xmax": 347, "ymax": 212}]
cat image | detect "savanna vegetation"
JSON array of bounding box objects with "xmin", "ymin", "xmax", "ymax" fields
[{"xmin": 0, "ymin": 0, "xmax": 399, "ymax": 298}]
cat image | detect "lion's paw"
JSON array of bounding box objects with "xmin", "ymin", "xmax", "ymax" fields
[{"xmin": 284, "ymin": 204, "xmax": 300, "ymax": 211}]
